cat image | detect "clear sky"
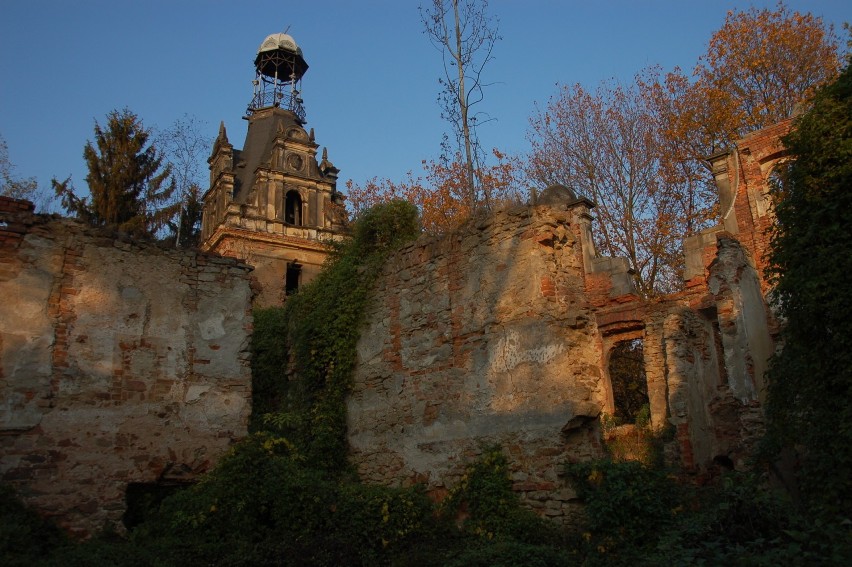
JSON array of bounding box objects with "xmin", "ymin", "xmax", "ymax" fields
[{"xmin": 1, "ymin": 1, "xmax": 848, "ymax": 207}]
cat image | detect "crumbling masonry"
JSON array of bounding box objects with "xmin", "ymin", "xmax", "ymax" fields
[
  {"xmin": 347, "ymin": 119, "xmax": 789, "ymax": 522},
  {"xmin": 0, "ymin": 197, "xmax": 254, "ymax": 536},
  {"xmin": 0, "ymin": 119, "xmax": 789, "ymax": 534}
]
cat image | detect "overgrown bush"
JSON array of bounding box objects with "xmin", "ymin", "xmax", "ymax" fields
[
  {"xmin": 0, "ymin": 484, "xmax": 66, "ymax": 566},
  {"xmin": 443, "ymin": 538, "xmax": 574, "ymax": 567},
  {"xmin": 441, "ymin": 447, "xmax": 561, "ymax": 545},
  {"xmin": 600, "ymin": 405, "xmax": 672, "ymax": 466},
  {"xmin": 565, "ymin": 459, "xmax": 679, "ymax": 564},
  {"xmin": 565, "ymin": 457, "xmax": 852, "ymax": 566},
  {"xmin": 766, "ymin": 59, "xmax": 852, "ymax": 521},
  {"xmin": 126, "ymin": 432, "xmax": 437, "ymax": 566}
]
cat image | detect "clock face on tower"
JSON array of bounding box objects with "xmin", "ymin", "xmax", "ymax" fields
[{"xmin": 287, "ymin": 153, "xmax": 304, "ymax": 172}]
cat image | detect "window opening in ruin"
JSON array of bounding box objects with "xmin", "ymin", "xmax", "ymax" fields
[
  {"xmin": 711, "ymin": 320, "xmax": 729, "ymax": 387},
  {"xmin": 285, "ymin": 190, "xmax": 302, "ymax": 225},
  {"xmin": 123, "ymin": 482, "xmax": 188, "ymax": 530},
  {"xmin": 608, "ymin": 338, "xmax": 650, "ymax": 424},
  {"xmin": 286, "ymin": 262, "xmax": 301, "ymax": 295},
  {"xmin": 762, "ymin": 166, "xmax": 786, "ymax": 218}
]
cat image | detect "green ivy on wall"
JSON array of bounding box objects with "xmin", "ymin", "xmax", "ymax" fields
[{"xmin": 251, "ymin": 199, "xmax": 421, "ymax": 471}]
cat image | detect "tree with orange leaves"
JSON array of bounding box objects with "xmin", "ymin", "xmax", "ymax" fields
[
  {"xmin": 697, "ymin": 3, "xmax": 841, "ymax": 142},
  {"xmin": 526, "ymin": 2, "xmax": 842, "ymax": 296},
  {"xmin": 643, "ymin": 3, "xmax": 842, "ymax": 171},
  {"xmin": 346, "ymin": 149, "xmax": 522, "ymax": 235},
  {"xmin": 526, "ymin": 79, "xmax": 695, "ymax": 296}
]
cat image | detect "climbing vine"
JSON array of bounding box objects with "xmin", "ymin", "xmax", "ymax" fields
[{"xmin": 251, "ymin": 199, "xmax": 421, "ymax": 471}]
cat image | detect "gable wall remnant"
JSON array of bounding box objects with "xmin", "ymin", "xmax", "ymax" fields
[{"xmin": 0, "ymin": 197, "xmax": 254, "ymax": 537}]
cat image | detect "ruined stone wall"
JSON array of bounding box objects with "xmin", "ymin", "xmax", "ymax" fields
[
  {"xmin": 208, "ymin": 226, "xmax": 331, "ymax": 307},
  {"xmin": 348, "ymin": 205, "xmax": 607, "ymax": 522},
  {"xmin": 631, "ymin": 234, "xmax": 771, "ymax": 473},
  {"xmin": 0, "ymin": 197, "xmax": 254, "ymax": 536},
  {"xmin": 349, "ymin": 200, "xmax": 777, "ymax": 513}
]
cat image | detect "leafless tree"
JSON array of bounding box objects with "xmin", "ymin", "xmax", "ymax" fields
[
  {"xmin": 420, "ymin": 0, "xmax": 500, "ymax": 209},
  {"xmin": 0, "ymin": 133, "xmax": 54, "ymax": 211},
  {"xmin": 526, "ymin": 80, "xmax": 704, "ymax": 296},
  {"xmin": 156, "ymin": 114, "xmax": 210, "ymax": 247}
]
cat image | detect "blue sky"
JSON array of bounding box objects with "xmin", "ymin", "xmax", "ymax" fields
[{"xmin": 1, "ymin": 1, "xmax": 848, "ymax": 206}]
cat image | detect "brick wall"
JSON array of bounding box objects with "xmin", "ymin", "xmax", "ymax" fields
[
  {"xmin": 0, "ymin": 199, "xmax": 254, "ymax": 536},
  {"xmin": 348, "ymin": 204, "xmax": 607, "ymax": 523},
  {"xmin": 349, "ymin": 196, "xmax": 778, "ymax": 515}
]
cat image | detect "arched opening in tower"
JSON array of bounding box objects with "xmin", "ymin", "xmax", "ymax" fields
[
  {"xmin": 608, "ymin": 338, "xmax": 650, "ymax": 424},
  {"xmin": 285, "ymin": 190, "xmax": 302, "ymax": 225}
]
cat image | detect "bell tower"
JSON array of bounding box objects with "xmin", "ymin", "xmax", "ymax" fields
[{"xmin": 201, "ymin": 32, "xmax": 347, "ymax": 307}]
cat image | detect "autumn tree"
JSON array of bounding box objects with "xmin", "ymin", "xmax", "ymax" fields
[
  {"xmin": 420, "ymin": 0, "xmax": 500, "ymax": 209},
  {"xmin": 346, "ymin": 149, "xmax": 522, "ymax": 235},
  {"xmin": 697, "ymin": 3, "xmax": 842, "ymax": 143},
  {"xmin": 526, "ymin": 79, "xmax": 699, "ymax": 295},
  {"xmin": 645, "ymin": 4, "xmax": 842, "ymax": 186},
  {"xmin": 527, "ymin": 3, "xmax": 841, "ymax": 296},
  {"xmin": 52, "ymin": 108, "xmax": 177, "ymax": 237}
]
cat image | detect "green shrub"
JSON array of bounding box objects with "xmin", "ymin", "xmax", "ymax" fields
[
  {"xmin": 0, "ymin": 484, "xmax": 66, "ymax": 566},
  {"xmin": 566, "ymin": 458, "xmax": 852, "ymax": 566},
  {"xmin": 127, "ymin": 432, "xmax": 438, "ymax": 566},
  {"xmin": 440, "ymin": 447, "xmax": 563, "ymax": 546},
  {"xmin": 766, "ymin": 60, "xmax": 852, "ymax": 521},
  {"xmin": 565, "ymin": 459, "xmax": 679, "ymax": 564},
  {"xmin": 444, "ymin": 538, "xmax": 575, "ymax": 567},
  {"xmin": 249, "ymin": 306, "xmax": 290, "ymax": 433}
]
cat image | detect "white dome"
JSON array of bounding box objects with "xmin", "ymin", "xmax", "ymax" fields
[{"xmin": 257, "ymin": 33, "xmax": 302, "ymax": 56}]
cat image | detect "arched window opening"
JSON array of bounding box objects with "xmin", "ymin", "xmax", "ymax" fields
[
  {"xmin": 285, "ymin": 190, "xmax": 302, "ymax": 225},
  {"xmin": 608, "ymin": 338, "xmax": 650, "ymax": 424}
]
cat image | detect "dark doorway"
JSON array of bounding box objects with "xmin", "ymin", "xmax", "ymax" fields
[
  {"xmin": 608, "ymin": 338, "xmax": 650, "ymax": 424},
  {"xmin": 123, "ymin": 482, "xmax": 187, "ymax": 530},
  {"xmin": 286, "ymin": 262, "xmax": 301, "ymax": 295}
]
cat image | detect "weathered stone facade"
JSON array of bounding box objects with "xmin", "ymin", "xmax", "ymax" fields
[
  {"xmin": 0, "ymin": 197, "xmax": 254, "ymax": 536},
  {"xmin": 0, "ymin": 99, "xmax": 789, "ymax": 533},
  {"xmin": 347, "ymin": 121, "xmax": 787, "ymax": 520},
  {"xmin": 348, "ymin": 203, "xmax": 606, "ymax": 520}
]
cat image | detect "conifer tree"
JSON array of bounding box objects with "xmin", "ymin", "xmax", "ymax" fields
[{"xmin": 53, "ymin": 108, "xmax": 177, "ymax": 237}]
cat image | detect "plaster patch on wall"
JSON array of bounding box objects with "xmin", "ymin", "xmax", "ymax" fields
[
  {"xmin": 198, "ymin": 312, "xmax": 226, "ymax": 340},
  {"xmin": 0, "ymin": 206, "xmax": 254, "ymax": 537},
  {"xmin": 490, "ymin": 328, "xmax": 565, "ymax": 373},
  {"xmin": 185, "ymin": 385, "xmax": 211, "ymax": 403}
]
